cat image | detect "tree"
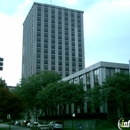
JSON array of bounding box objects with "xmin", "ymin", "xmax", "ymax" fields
[
  {"xmin": 102, "ymin": 72, "xmax": 130, "ymax": 117},
  {"xmin": 87, "ymin": 72, "xmax": 130, "ymax": 118},
  {"xmin": 37, "ymin": 81, "xmax": 86, "ymax": 121},
  {"xmin": 14, "ymin": 70, "xmax": 61, "ymax": 121},
  {"xmin": 86, "ymin": 85, "xmax": 105, "ymax": 113},
  {"xmin": 0, "ymin": 87, "xmax": 26, "ymax": 119},
  {"xmin": 0, "ymin": 77, "xmax": 7, "ymax": 88}
]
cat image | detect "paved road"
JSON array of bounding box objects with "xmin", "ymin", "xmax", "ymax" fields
[{"xmin": 0, "ymin": 123, "xmax": 30, "ymax": 130}]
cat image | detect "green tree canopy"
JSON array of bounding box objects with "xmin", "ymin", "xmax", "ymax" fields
[
  {"xmin": 0, "ymin": 77, "xmax": 7, "ymax": 88},
  {"xmin": 86, "ymin": 85, "xmax": 105, "ymax": 112},
  {"xmin": 37, "ymin": 81, "xmax": 86, "ymax": 119},
  {"xmin": 102, "ymin": 72, "xmax": 130, "ymax": 117},
  {"xmin": 14, "ymin": 71, "xmax": 61, "ymax": 120},
  {"xmin": 0, "ymin": 87, "xmax": 26, "ymax": 119},
  {"xmin": 87, "ymin": 72, "xmax": 130, "ymax": 117}
]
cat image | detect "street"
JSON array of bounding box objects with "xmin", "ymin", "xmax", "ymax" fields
[{"xmin": 0, "ymin": 123, "xmax": 30, "ymax": 130}]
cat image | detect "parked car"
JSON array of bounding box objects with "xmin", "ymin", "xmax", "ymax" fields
[
  {"xmin": 49, "ymin": 121, "xmax": 63, "ymax": 130},
  {"xmin": 21, "ymin": 120, "xmax": 30, "ymax": 126},
  {"xmin": 14, "ymin": 121, "xmax": 21, "ymax": 126},
  {"xmin": 27, "ymin": 122, "xmax": 33, "ymax": 127},
  {"xmin": 30, "ymin": 122, "xmax": 40, "ymax": 129},
  {"xmin": 38, "ymin": 122, "xmax": 49, "ymax": 130}
]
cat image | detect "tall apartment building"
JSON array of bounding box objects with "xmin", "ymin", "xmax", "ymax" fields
[{"xmin": 22, "ymin": 2, "xmax": 85, "ymax": 78}]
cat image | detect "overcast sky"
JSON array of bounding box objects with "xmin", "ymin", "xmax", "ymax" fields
[{"xmin": 0, "ymin": 0, "xmax": 130, "ymax": 86}]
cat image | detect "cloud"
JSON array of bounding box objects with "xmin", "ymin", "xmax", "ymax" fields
[
  {"xmin": 0, "ymin": 12, "xmax": 23, "ymax": 86},
  {"xmin": 0, "ymin": 0, "xmax": 33, "ymax": 86},
  {"xmin": 84, "ymin": 0, "xmax": 130, "ymax": 67}
]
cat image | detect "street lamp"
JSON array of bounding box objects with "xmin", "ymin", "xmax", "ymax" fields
[
  {"xmin": 7, "ymin": 114, "xmax": 11, "ymax": 130},
  {"xmin": 72, "ymin": 113, "xmax": 75, "ymax": 130}
]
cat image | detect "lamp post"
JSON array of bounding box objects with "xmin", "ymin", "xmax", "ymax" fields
[
  {"xmin": 7, "ymin": 114, "xmax": 11, "ymax": 130},
  {"xmin": 72, "ymin": 113, "xmax": 75, "ymax": 130}
]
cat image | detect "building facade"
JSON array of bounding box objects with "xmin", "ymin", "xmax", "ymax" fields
[
  {"xmin": 62, "ymin": 61, "xmax": 129, "ymax": 115},
  {"xmin": 22, "ymin": 2, "xmax": 85, "ymax": 78}
]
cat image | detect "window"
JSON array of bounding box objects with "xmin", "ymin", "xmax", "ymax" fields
[
  {"xmin": 51, "ymin": 60, "xmax": 55, "ymax": 65},
  {"xmin": 72, "ymin": 67, "xmax": 76, "ymax": 72},
  {"xmin": 72, "ymin": 57, "xmax": 75, "ymax": 61},
  {"xmin": 52, "ymin": 39, "xmax": 55, "ymax": 43},
  {"xmin": 72, "ymin": 47, "xmax": 75, "ymax": 51},
  {"xmin": 58, "ymin": 35, "xmax": 62, "ymax": 39},
  {"xmin": 65, "ymin": 46, "xmax": 68, "ymax": 50},
  {"xmin": 59, "ymin": 61, "xmax": 62, "ymax": 65},
  {"xmin": 44, "ymin": 44, "xmax": 48, "ymax": 49},
  {"xmin": 36, "ymin": 64, "xmax": 40, "ymax": 69},
  {"xmin": 52, "ymin": 44, "xmax": 55, "ymax": 49},
  {"xmin": 51, "ymin": 34, "xmax": 55, "ymax": 38},
  {"xmin": 37, "ymin": 53, "xmax": 40, "ymax": 58},
  {"xmin": 44, "ymin": 29, "xmax": 48, "ymax": 33},
  {"xmin": 52, "ymin": 55, "xmax": 55, "ymax": 59},
  {"xmin": 79, "ymin": 58, "xmax": 82, "ymax": 62},
  {"xmin": 106, "ymin": 68, "xmax": 115, "ymax": 77},
  {"xmin": 120, "ymin": 69, "xmax": 129, "ymax": 74},
  {"xmin": 37, "ymin": 48, "xmax": 41, "ymax": 53},
  {"xmin": 66, "ymin": 72, "xmax": 69, "ymax": 76},
  {"xmin": 59, "ymin": 50, "xmax": 62, "ymax": 55},
  {"xmin": 52, "ymin": 49, "xmax": 55, "ymax": 54},
  {"xmin": 79, "ymin": 53, "xmax": 82, "ymax": 57},
  {"xmin": 44, "ymin": 54, "xmax": 48, "ymax": 58},
  {"xmin": 37, "ymin": 13, "xmax": 41, "ymax": 17},
  {"xmin": 79, "ymin": 63, "xmax": 82, "ymax": 68},
  {"xmin": 59, "ymin": 55, "xmax": 62, "ymax": 60},
  {"xmin": 59, "ymin": 66, "xmax": 62, "ymax": 71},
  {"xmin": 79, "ymin": 75, "xmax": 83, "ymax": 83},
  {"xmin": 65, "ymin": 56, "xmax": 69, "ymax": 60},
  {"xmin": 51, "ymin": 66, "xmax": 55, "ymax": 70},
  {"xmin": 59, "ymin": 45, "xmax": 62, "ymax": 50},
  {"xmin": 94, "ymin": 69, "xmax": 99, "ymax": 86},
  {"xmin": 37, "ymin": 59, "xmax": 40, "ymax": 64},
  {"xmin": 72, "ymin": 62, "xmax": 75, "ymax": 66},
  {"xmin": 44, "ymin": 60, "xmax": 48, "ymax": 64},
  {"xmin": 72, "ymin": 52, "xmax": 75, "ymax": 56},
  {"xmin": 66, "ymin": 62, "xmax": 69, "ymax": 66},
  {"xmin": 44, "ymin": 65, "xmax": 48, "ymax": 70},
  {"xmin": 86, "ymin": 72, "xmax": 91, "ymax": 90},
  {"xmin": 65, "ymin": 41, "xmax": 68, "ymax": 45},
  {"xmin": 74, "ymin": 78, "xmax": 77, "ymax": 84},
  {"xmin": 37, "ymin": 38, "xmax": 41, "ymax": 42},
  {"xmin": 37, "ymin": 42, "xmax": 41, "ymax": 47}
]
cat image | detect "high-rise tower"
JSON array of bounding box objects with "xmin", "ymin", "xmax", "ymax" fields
[{"xmin": 22, "ymin": 2, "xmax": 85, "ymax": 78}]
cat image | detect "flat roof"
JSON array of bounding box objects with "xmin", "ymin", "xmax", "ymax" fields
[
  {"xmin": 62, "ymin": 61, "xmax": 129, "ymax": 81},
  {"xmin": 23, "ymin": 2, "xmax": 84, "ymax": 25}
]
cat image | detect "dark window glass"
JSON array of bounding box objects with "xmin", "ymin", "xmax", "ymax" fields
[
  {"xmin": 51, "ymin": 66, "xmax": 55, "ymax": 70},
  {"xmin": 44, "ymin": 60, "xmax": 48, "ymax": 64},
  {"xmin": 59, "ymin": 61, "xmax": 62, "ymax": 65},
  {"xmin": 66, "ymin": 62, "xmax": 69, "ymax": 66},
  {"xmin": 94, "ymin": 69, "xmax": 99, "ymax": 86},
  {"xmin": 52, "ymin": 55, "xmax": 55, "ymax": 59},
  {"xmin": 106, "ymin": 68, "xmax": 115, "ymax": 77},
  {"xmin": 120, "ymin": 69, "xmax": 129, "ymax": 74},
  {"xmin": 37, "ymin": 59, "xmax": 40, "ymax": 64},
  {"xmin": 59, "ymin": 56, "xmax": 62, "ymax": 60}
]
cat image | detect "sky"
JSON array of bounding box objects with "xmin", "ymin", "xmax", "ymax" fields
[{"xmin": 0, "ymin": 0, "xmax": 130, "ymax": 86}]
